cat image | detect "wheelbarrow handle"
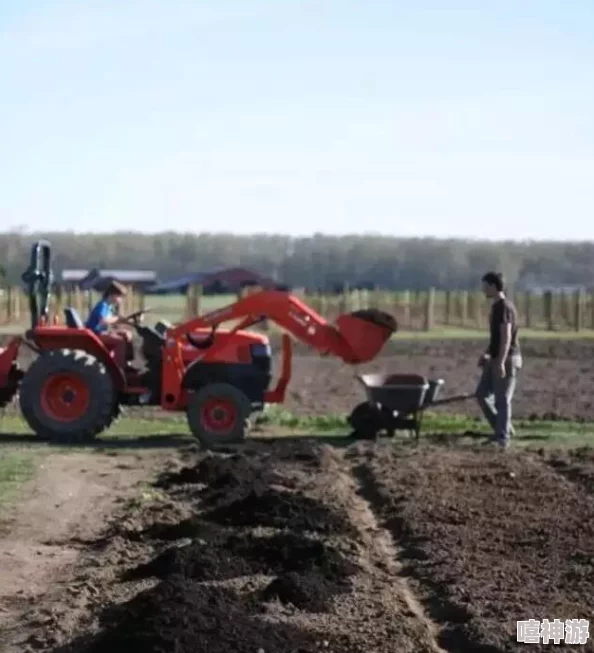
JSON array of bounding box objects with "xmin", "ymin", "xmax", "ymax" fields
[{"xmin": 428, "ymin": 392, "xmax": 476, "ymax": 407}]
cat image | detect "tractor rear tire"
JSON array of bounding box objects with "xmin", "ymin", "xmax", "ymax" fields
[
  {"xmin": 19, "ymin": 349, "xmax": 116, "ymax": 443},
  {"xmin": 187, "ymin": 383, "xmax": 251, "ymax": 450}
]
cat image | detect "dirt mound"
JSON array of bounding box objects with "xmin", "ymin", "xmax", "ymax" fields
[
  {"xmin": 123, "ymin": 538, "xmax": 252, "ymax": 581},
  {"xmin": 124, "ymin": 530, "xmax": 358, "ymax": 582},
  {"xmin": 261, "ymin": 571, "xmax": 350, "ymax": 612},
  {"xmin": 202, "ymin": 486, "xmax": 353, "ymax": 534},
  {"xmin": 228, "ymin": 531, "xmax": 358, "ymax": 579},
  {"xmin": 86, "ymin": 580, "xmax": 320, "ymax": 653},
  {"xmin": 155, "ymin": 452, "xmax": 261, "ymax": 489},
  {"xmin": 125, "ymin": 516, "xmax": 218, "ymax": 543},
  {"xmin": 154, "ymin": 465, "xmax": 204, "ymax": 487},
  {"xmin": 193, "ymin": 453, "xmax": 260, "ymax": 487}
]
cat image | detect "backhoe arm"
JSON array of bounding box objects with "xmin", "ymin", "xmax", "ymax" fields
[{"xmin": 169, "ymin": 290, "xmax": 395, "ymax": 364}]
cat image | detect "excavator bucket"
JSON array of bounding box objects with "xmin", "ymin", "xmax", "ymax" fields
[{"xmin": 335, "ymin": 309, "xmax": 397, "ymax": 364}]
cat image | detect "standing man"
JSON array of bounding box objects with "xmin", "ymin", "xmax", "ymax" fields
[{"xmin": 476, "ymin": 272, "xmax": 522, "ymax": 449}]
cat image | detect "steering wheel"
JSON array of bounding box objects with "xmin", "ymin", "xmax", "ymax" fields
[{"xmin": 118, "ymin": 308, "xmax": 152, "ymax": 327}]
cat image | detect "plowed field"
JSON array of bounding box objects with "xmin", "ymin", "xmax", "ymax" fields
[
  {"xmin": 7, "ymin": 439, "xmax": 591, "ymax": 653},
  {"xmin": 1, "ymin": 336, "xmax": 593, "ymax": 652},
  {"xmin": 281, "ymin": 338, "xmax": 594, "ymax": 421}
]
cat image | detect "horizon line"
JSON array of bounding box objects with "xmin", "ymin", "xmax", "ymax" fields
[{"xmin": 1, "ymin": 229, "xmax": 593, "ymax": 245}]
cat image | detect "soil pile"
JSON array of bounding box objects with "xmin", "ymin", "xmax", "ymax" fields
[{"xmin": 87, "ymin": 580, "xmax": 320, "ymax": 653}]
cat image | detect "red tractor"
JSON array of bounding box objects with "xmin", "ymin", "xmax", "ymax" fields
[{"xmin": 0, "ymin": 242, "xmax": 397, "ymax": 448}]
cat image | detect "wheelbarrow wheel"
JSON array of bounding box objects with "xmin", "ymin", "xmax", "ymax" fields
[{"xmin": 347, "ymin": 402, "xmax": 382, "ymax": 440}]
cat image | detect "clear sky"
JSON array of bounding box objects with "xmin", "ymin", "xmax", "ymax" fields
[{"xmin": 1, "ymin": 0, "xmax": 593, "ymax": 239}]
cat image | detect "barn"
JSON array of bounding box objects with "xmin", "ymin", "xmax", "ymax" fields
[
  {"xmin": 147, "ymin": 267, "xmax": 282, "ymax": 295},
  {"xmin": 61, "ymin": 268, "xmax": 157, "ymax": 291}
]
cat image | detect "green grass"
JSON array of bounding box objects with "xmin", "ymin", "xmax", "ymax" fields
[
  {"xmin": 258, "ymin": 406, "xmax": 594, "ymax": 448},
  {"xmin": 2, "ymin": 407, "xmax": 591, "ymax": 449},
  {"xmin": 0, "ymin": 451, "xmax": 37, "ymax": 509}
]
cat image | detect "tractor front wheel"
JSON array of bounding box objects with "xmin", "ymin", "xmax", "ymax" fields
[
  {"xmin": 19, "ymin": 349, "xmax": 116, "ymax": 443},
  {"xmin": 187, "ymin": 383, "xmax": 251, "ymax": 449}
]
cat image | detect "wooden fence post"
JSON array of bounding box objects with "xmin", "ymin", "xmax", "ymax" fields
[
  {"xmin": 54, "ymin": 284, "xmax": 63, "ymax": 319},
  {"xmin": 544, "ymin": 291, "xmax": 553, "ymax": 331},
  {"xmin": 444, "ymin": 291, "xmax": 452, "ymax": 326},
  {"xmin": 524, "ymin": 291, "xmax": 532, "ymax": 329},
  {"xmin": 13, "ymin": 288, "xmax": 21, "ymax": 324},
  {"xmin": 401, "ymin": 290, "xmax": 411, "ymax": 329},
  {"xmin": 5, "ymin": 286, "xmax": 12, "ymax": 325},
  {"xmin": 424, "ymin": 288, "xmax": 435, "ymax": 331},
  {"xmin": 459, "ymin": 291, "xmax": 468, "ymax": 327},
  {"xmin": 472, "ymin": 291, "xmax": 483, "ymax": 328},
  {"xmin": 573, "ymin": 288, "xmax": 584, "ymax": 332}
]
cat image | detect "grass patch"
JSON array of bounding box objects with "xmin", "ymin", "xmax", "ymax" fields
[
  {"xmin": 0, "ymin": 451, "xmax": 37, "ymax": 509},
  {"xmin": 0, "ymin": 407, "xmax": 592, "ymax": 450}
]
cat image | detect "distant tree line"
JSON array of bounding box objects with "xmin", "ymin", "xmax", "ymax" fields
[{"xmin": 0, "ymin": 231, "xmax": 593, "ymax": 291}]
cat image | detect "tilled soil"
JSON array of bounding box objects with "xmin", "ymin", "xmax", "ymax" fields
[
  {"xmin": 282, "ymin": 338, "xmax": 594, "ymax": 421},
  {"xmin": 354, "ymin": 442, "xmax": 594, "ymax": 652},
  {"xmin": 17, "ymin": 438, "xmax": 593, "ymax": 653}
]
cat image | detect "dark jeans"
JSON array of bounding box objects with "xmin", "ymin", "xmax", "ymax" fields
[{"xmin": 476, "ymin": 354, "xmax": 522, "ymax": 442}]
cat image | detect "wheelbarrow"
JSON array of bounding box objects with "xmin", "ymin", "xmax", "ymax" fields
[{"xmin": 347, "ymin": 373, "xmax": 475, "ymax": 441}]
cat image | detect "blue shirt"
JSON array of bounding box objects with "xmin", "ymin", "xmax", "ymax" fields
[{"xmin": 86, "ymin": 300, "xmax": 113, "ymax": 334}]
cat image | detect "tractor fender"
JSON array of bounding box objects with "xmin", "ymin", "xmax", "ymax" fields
[
  {"xmin": 181, "ymin": 361, "xmax": 270, "ymax": 405},
  {"xmin": 0, "ymin": 337, "xmax": 23, "ymax": 401},
  {"xmin": 28, "ymin": 328, "xmax": 126, "ymax": 389},
  {"xmin": 0, "ymin": 337, "xmax": 22, "ymax": 378}
]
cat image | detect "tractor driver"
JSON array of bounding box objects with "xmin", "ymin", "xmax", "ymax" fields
[{"xmin": 86, "ymin": 281, "xmax": 134, "ymax": 365}]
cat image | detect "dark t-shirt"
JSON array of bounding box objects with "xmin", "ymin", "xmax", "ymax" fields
[{"xmin": 488, "ymin": 297, "xmax": 519, "ymax": 358}]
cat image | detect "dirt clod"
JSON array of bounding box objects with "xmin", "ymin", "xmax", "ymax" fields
[{"xmin": 261, "ymin": 571, "xmax": 350, "ymax": 612}]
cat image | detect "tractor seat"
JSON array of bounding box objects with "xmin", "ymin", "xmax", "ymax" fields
[{"xmin": 64, "ymin": 307, "xmax": 85, "ymax": 329}]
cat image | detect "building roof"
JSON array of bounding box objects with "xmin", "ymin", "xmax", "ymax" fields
[
  {"xmin": 61, "ymin": 269, "xmax": 90, "ymax": 282},
  {"xmin": 148, "ymin": 267, "xmax": 277, "ymax": 294},
  {"xmin": 61, "ymin": 268, "xmax": 157, "ymax": 286}
]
